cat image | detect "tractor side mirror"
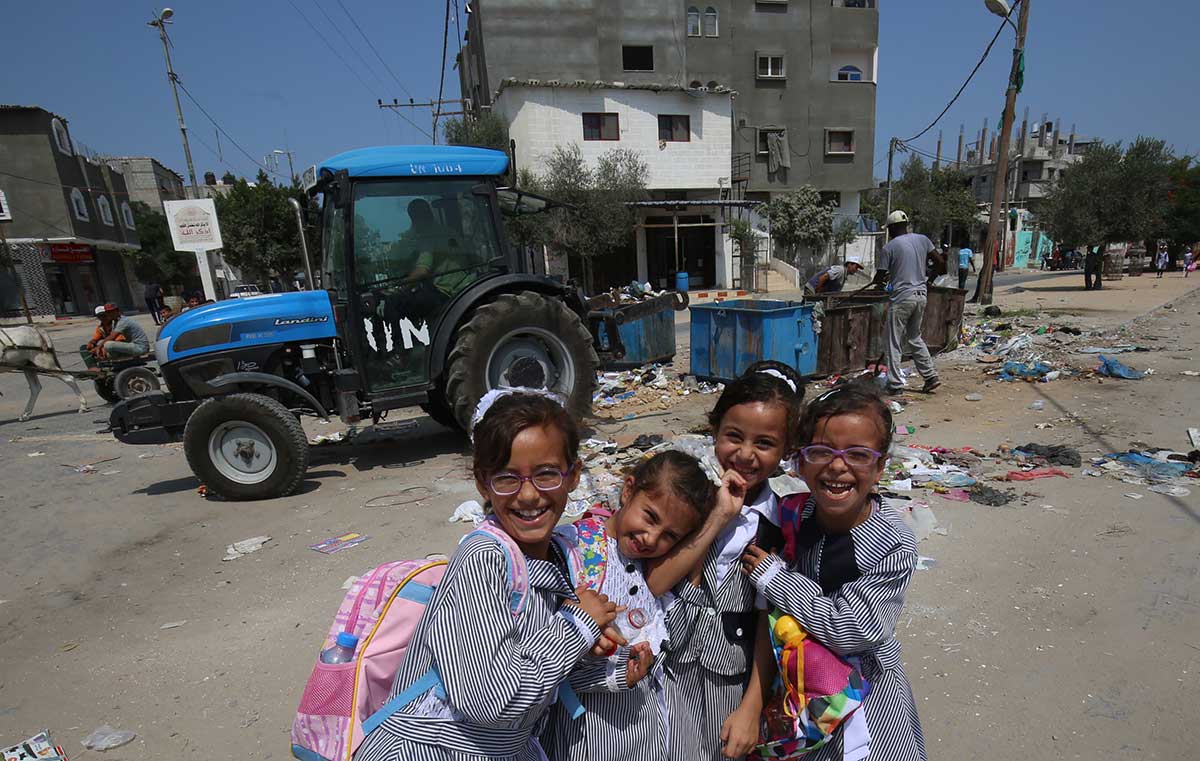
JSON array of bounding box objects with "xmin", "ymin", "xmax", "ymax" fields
[{"xmin": 331, "ymin": 169, "xmax": 352, "ymax": 209}]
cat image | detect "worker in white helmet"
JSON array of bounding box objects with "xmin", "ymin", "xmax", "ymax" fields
[{"xmin": 871, "ymin": 210, "xmax": 942, "ymax": 394}]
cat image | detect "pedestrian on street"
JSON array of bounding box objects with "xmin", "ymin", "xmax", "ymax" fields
[
  {"xmin": 1183, "ymin": 247, "xmax": 1193, "ymax": 278},
  {"xmin": 144, "ymin": 282, "xmax": 164, "ymax": 325},
  {"xmin": 872, "ymin": 210, "xmax": 941, "ymax": 395},
  {"xmin": 1156, "ymin": 244, "xmax": 1169, "ymax": 278},
  {"xmin": 1084, "ymin": 246, "xmax": 1103, "ymax": 290},
  {"xmin": 956, "ymin": 247, "xmax": 975, "ymax": 290}
]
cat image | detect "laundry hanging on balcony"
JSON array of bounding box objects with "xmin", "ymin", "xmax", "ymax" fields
[{"xmin": 767, "ymin": 130, "xmax": 792, "ymax": 173}]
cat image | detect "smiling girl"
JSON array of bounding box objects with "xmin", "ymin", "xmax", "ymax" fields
[
  {"xmin": 355, "ymin": 391, "xmax": 619, "ymax": 761},
  {"xmin": 742, "ymin": 384, "xmax": 926, "ymax": 761}
]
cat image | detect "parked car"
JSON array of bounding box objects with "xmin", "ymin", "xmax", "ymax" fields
[{"xmin": 230, "ymin": 284, "xmax": 263, "ymax": 299}]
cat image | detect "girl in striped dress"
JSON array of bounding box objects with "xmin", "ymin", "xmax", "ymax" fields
[
  {"xmin": 661, "ymin": 361, "xmax": 807, "ymax": 761},
  {"xmin": 742, "ymin": 384, "xmax": 927, "ymax": 761},
  {"xmin": 542, "ymin": 449, "xmax": 746, "ymax": 761},
  {"xmin": 355, "ymin": 391, "xmax": 620, "ymax": 761}
]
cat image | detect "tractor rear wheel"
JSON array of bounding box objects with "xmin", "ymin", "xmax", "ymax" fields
[
  {"xmin": 420, "ymin": 388, "xmax": 460, "ymax": 430},
  {"xmin": 444, "ymin": 291, "xmax": 598, "ymax": 430},
  {"xmin": 183, "ymin": 392, "xmax": 309, "ymax": 501}
]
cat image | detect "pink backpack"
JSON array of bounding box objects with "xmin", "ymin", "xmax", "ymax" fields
[{"xmin": 290, "ymin": 518, "xmax": 584, "ymax": 761}]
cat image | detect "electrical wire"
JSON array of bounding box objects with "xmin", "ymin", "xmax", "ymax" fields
[
  {"xmin": 0, "ymin": 169, "xmax": 139, "ymax": 199},
  {"xmin": 4, "ymin": 198, "xmax": 86, "ymax": 238},
  {"xmin": 334, "ymin": 0, "xmax": 415, "ymax": 100},
  {"xmin": 284, "ymin": 0, "xmax": 377, "ymax": 98},
  {"xmin": 174, "ymin": 81, "xmax": 278, "ymax": 177},
  {"xmin": 434, "ymin": 0, "xmax": 452, "ymax": 140},
  {"xmin": 900, "ymin": 0, "xmax": 1019, "ymax": 144},
  {"xmin": 308, "ymin": 0, "xmax": 389, "ymax": 91}
]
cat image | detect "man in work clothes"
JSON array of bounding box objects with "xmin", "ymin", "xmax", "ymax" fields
[
  {"xmin": 957, "ymin": 247, "xmax": 975, "ymax": 289},
  {"xmin": 874, "ymin": 210, "xmax": 941, "ymax": 394},
  {"xmin": 1084, "ymin": 246, "xmax": 1103, "ymax": 290},
  {"xmin": 804, "ymin": 261, "xmax": 863, "ymax": 296}
]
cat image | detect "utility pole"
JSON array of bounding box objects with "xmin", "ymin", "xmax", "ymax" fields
[
  {"xmin": 148, "ymin": 9, "xmax": 198, "ymax": 195},
  {"xmin": 885, "ymin": 137, "xmax": 898, "ymax": 218},
  {"xmin": 378, "ymin": 98, "xmax": 467, "ymax": 144},
  {"xmin": 269, "ymin": 149, "xmax": 297, "ymax": 184},
  {"xmin": 975, "ymin": 0, "xmax": 1030, "ymax": 305}
]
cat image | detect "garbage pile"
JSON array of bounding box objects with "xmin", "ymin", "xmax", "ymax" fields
[
  {"xmin": 593, "ymin": 365, "xmax": 722, "ymax": 414},
  {"xmin": 1082, "ymin": 444, "xmax": 1199, "ymax": 496},
  {"xmin": 591, "ymin": 281, "xmax": 673, "ymax": 305}
]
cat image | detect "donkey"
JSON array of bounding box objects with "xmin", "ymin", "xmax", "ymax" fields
[{"xmin": 0, "ymin": 325, "xmax": 89, "ymax": 422}]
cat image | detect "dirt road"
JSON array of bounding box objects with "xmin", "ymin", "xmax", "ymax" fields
[{"xmin": 1, "ymin": 271, "xmax": 1197, "ymax": 759}]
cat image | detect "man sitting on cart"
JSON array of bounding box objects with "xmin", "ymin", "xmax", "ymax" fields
[{"xmin": 80, "ymin": 303, "xmax": 150, "ymax": 368}]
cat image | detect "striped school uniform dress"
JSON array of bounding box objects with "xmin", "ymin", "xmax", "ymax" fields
[
  {"xmin": 540, "ymin": 528, "xmax": 674, "ymax": 761},
  {"xmin": 666, "ymin": 488, "xmax": 784, "ymax": 761},
  {"xmin": 749, "ymin": 496, "xmax": 927, "ymax": 761},
  {"xmin": 354, "ymin": 533, "xmax": 600, "ymax": 761}
]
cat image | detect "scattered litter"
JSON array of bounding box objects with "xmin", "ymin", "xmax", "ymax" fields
[
  {"xmin": 448, "ymin": 500, "xmax": 486, "ymax": 525},
  {"xmin": 887, "ymin": 400, "xmax": 904, "ymax": 414},
  {"xmin": 100, "ymin": 470, "xmax": 120, "ymax": 476},
  {"xmin": 1077, "ymin": 345, "xmax": 1140, "ymax": 354},
  {"xmin": 26, "ymin": 451, "xmax": 46, "ymax": 457},
  {"xmin": 3, "ymin": 731, "xmax": 67, "ymax": 760},
  {"xmin": 1006, "ymin": 468, "xmax": 1070, "ymax": 481},
  {"xmin": 1124, "ymin": 493, "xmax": 1144, "ymax": 500},
  {"xmin": 80, "ymin": 725, "xmax": 136, "ymax": 751},
  {"xmin": 1040, "ymin": 504, "xmax": 1069, "ymax": 515},
  {"xmin": 364, "ymin": 487, "xmax": 431, "ymax": 508},
  {"xmin": 60, "ymin": 642, "xmax": 78, "ymax": 652},
  {"xmin": 159, "ymin": 620, "xmax": 188, "ymax": 630},
  {"xmin": 1148, "ymin": 484, "xmax": 1191, "ymax": 498},
  {"xmin": 969, "ymin": 483, "xmax": 1016, "ymax": 506},
  {"xmin": 964, "ymin": 393, "xmax": 983, "ymax": 402},
  {"xmin": 1189, "ymin": 428, "xmax": 1200, "ymax": 449},
  {"xmin": 310, "ymin": 431, "xmax": 346, "ymax": 445},
  {"xmin": 915, "ymin": 556, "xmax": 938, "ymax": 571},
  {"xmin": 998, "ymin": 361, "xmax": 1055, "ymax": 383},
  {"xmin": 222, "ymin": 535, "xmax": 272, "ymax": 561},
  {"xmin": 1013, "ymin": 443, "xmax": 1082, "ymax": 468},
  {"xmin": 1182, "ymin": 371, "xmax": 1200, "ymax": 377},
  {"xmin": 1098, "ymin": 523, "xmax": 1134, "ymax": 537},
  {"xmin": 341, "ymin": 575, "xmax": 360, "ymax": 590},
  {"xmin": 941, "ymin": 488, "xmax": 971, "ymax": 502},
  {"xmin": 310, "ymin": 532, "xmax": 370, "ymax": 554},
  {"xmin": 1096, "ymin": 355, "xmax": 1144, "ymax": 380}
]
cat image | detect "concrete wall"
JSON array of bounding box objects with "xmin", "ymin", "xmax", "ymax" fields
[
  {"xmin": 465, "ymin": 0, "xmax": 877, "ymax": 199},
  {"xmin": 494, "ymin": 85, "xmax": 731, "ymax": 189},
  {"xmin": 110, "ymin": 157, "xmax": 186, "ymax": 211}
]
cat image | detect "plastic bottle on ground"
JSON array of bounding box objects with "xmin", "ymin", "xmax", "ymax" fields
[{"xmin": 320, "ymin": 632, "xmax": 359, "ymax": 664}]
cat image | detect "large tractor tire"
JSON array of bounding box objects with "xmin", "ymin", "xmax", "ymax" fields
[
  {"xmin": 114, "ymin": 365, "xmax": 161, "ymax": 399},
  {"xmin": 420, "ymin": 388, "xmax": 461, "ymax": 430},
  {"xmin": 183, "ymin": 392, "xmax": 309, "ymax": 501},
  {"xmin": 444, "ymin": 291, "xmax": 598, "ymax": 430}
]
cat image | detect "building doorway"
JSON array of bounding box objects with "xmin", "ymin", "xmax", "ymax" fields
[{"xmin": 644, "ymin": 215, "xmax": 716, "ymax": 290}]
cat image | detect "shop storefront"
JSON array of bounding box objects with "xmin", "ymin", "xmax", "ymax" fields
[{"xmin": 37, "ymin": 242, "xmax": 132, "ymax": 316}]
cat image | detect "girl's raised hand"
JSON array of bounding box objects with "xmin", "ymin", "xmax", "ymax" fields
[
  {"xmin": 574, "ymin": 586, "xmax": 620, "ymax": 634},
  {"xmin": 625, "ymin": 642, "xmax": 654, "ymax": 687},
  {"xmin": 740, "ymin": 544, "xmax": 771, "ymax": 576},
  {"xmin": 715, "ymin": 470, "xmax": 749, "ymax": 521}
]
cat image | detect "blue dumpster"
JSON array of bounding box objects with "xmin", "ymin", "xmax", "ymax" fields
[
  {"xmin": 689, "ymin": 299, "xmax": 816, "ymax": 382},
  {"xmin": 596, "ymin": 309, "xmax": 677, "ymax": 367},
  {"xmin": 675, "ymin": 271, "xmax": 690, "ymax": 293}
]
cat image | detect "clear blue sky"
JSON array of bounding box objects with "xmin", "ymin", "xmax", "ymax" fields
[{"xmin": 2, "ymin": 1, "xmax": 1196, "ymax": 186}]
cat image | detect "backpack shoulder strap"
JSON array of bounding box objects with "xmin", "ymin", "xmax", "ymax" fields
[
  {"xmin": 572, "ymin": 515, "xmax": 609, "ymax": 592},
  {"xmin": 466, "ymin": 517, "xmax": 530, "ymax": 617}
]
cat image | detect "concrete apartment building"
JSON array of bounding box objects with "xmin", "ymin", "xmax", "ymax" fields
[
  {"xmin": 460, "ymin": 0, "xmax": 879, "ymax": 289},
  {"xmin": 0, "ymin": 105, "xmax": 142, "ymax": 319},
  {"xmin": 106, "ymin": 156, "xmax": 186, "ymax": 211}
]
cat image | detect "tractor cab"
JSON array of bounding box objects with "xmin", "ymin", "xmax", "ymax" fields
[{"xmin": 109, "ymin": 145, "xmax": 608, "ymax": 501}]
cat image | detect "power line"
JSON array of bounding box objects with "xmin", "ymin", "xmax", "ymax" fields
[
  {"xmin": 434, "ymin": 0, "xmax": 452, "ymax": 141},
  {"xmin": 174, "ymin": 81, "xmax": 278, "ymax": 177},
  {"xmin": 308, "ymin": 0, "xmax": 388, "ymax": 90},
  {"xmin": 0, "ymin": 169, "xmax": 139, "ymax": 199},
  {"xmin": 900, "ymin": 0, "xmax": 1019, "ymax": 143},
  {"xmin": 334, "ymin": 0, "xmax": 415, "ymax": 99},
  {"xmin": 4, "ymin": 198, "xmax": 86, "ymax": 238},
  {"xmin": 284, "ymin": 0, "xmax": 377, "ymax": 97},
  {"xmin": 452, "ymin": 0, "xmax": 463, "ymax": 53}
]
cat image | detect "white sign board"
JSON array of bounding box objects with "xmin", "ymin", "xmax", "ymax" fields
[
  {"xmin": 0, "ymin": 190, "xmax": 11, "ymax": 222},
  {"xmin": 163, "ymin": 199, "xmax": 223, "ymax": 252}
]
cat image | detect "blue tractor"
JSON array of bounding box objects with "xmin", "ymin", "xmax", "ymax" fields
[{"xmin": 109, "ymin": 145, "xmax": 618, "ymax": 500}]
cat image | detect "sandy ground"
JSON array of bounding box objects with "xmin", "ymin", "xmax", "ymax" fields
[{"xmin": 1, "ymin": 270, "xmax": 1198, "ymax": 759}]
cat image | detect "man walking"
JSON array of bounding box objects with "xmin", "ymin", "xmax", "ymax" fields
[
  {"xmin": 144, "ymin": 282, "xmax": 164, "ymax": 326},
  {"xmin": 957, "ymin": 247, "xmax": 975, "ymax": 290},
  {"xmin": 1084, "ymin": 246, "xmax": 1103, "ymax": 290},
  {"xmin": 1155, "ymin": 244, "xmax": 1169, "ymax": 278},
  {"xmin": 874, "ymin": 210, "xmax": 941, "ymax": 395}
]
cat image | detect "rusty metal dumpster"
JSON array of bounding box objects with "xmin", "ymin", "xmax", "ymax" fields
[
  {"xmin": 590, "ymin": 291, "xmax": 688, "ymax": 368},
  {"xmin": 689, "ymin": 299, "xmax": 817, "ymax": 382}
]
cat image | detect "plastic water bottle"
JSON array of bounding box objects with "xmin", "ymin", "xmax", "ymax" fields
[
  {"xmin": 320, "ymin": 632, "xmax": 359, "ymax": 664},
  {"xmin": 614, "ymin": 607, "xmax": 648, "ymax": 641}
]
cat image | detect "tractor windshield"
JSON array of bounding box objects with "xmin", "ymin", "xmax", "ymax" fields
[{"xmin": 340, "ymin": 178, "xmax": 506, "ymax": 391}]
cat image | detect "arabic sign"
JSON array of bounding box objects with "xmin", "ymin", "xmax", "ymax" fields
[{"xmin": 163, "ymin": 199, "xmax": 223, "ymax": 252}]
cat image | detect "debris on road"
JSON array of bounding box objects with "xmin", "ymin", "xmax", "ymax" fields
[
  {"xmin": 222, "ymin": 536, "xmax": 272, "ymax": 561},
  {"xmin": 448, "ymin": 500, "xmax": 486, "ymax": 525},
  {"xmin": 26, "ymin": 451, "xmax": 46, "ymax": 457},
  {"xmin": 1013, "ymin": 443, "xmax": 1082, "ymax": 468},
  {"xmin": 160, "ymin": 620, "xmax": 188, "ymax": 630},
  {"xmin": 310, "ymin": 431, "xmax": 346, "ymax": 445},
  {"xmin": 3, "ymin": 730, "xmax": 67, "ymax": 760},
  {"xmin": 1007, "ymin": 468, "xmax": 1070, "ymax": 481},
  {"xmin": 1096, "ymin": 355, "xmax": 1145, "ymax": 379},
  {"xmin": 364, "ymin": 487, "xmax": 431, "ymax": 508},
  {"xmin": 969, "ymin": 483, "xmax": 1017, "ymax": 506},
  {"xmin": 1148, "ymin": 484, "xmax": 1191, "ymax": 497},
  {"xmin": 309, "ymin": 532, "xmax": 370, "ymax": 554},
  {"xmin": 964, "ymin": 393, "xmax": 983, "ymax": 402},
  {"xmin": 80, "ymin": 725, "xmax": 136, "ymax": 751}
]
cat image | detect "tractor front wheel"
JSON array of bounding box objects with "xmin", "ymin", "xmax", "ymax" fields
[
  {"xmin": 183, "ymin": 392, "xmax": 309, "ymax": 501},
  {"xmin": 444, "ymin": 291, "xmax": 598, "ymax": 430}
]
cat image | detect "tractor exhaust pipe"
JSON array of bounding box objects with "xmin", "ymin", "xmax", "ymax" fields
[{"xmin": 289, "ymin": 197, "xmax": 315, "ymax": 290}]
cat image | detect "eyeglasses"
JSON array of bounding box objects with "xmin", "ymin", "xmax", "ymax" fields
[
  {"xmin": 488, "ymin": 465, "xmax": 575, "ymax": 496},
  {"xmin": 798, "ymin": 445, "xmax": 883, "ymax": 470}
]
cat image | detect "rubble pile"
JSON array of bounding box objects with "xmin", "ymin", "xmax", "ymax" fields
[{"xmin": 593, "ymin": 366, "xmax": 722, "ymax": 414}]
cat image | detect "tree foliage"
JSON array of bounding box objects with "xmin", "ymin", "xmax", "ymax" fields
[
  {"xmin": 442, "ymin": 112, "xmax": 510, "ymax": 152},
  {"xmin": 510, "ymin": 145, "xmax": 648, "ymax": 292},
  {"xmin": 1166, "ymin": 162, "xmax": 1200, "ymax": 245},
  {"xmin": 123, "ymin": 201, "xmax": 200, "ymax": 292},
  {"xmin": 764, "ymin": 186, "xmax": 837, "ymax": 256},
  {"xmin": 212, "ymin": 171, "xmax": 311, "ymax": 285},
  {"xmin": 889, "ymin": 154, "xmax": 976, "ymax": 239},
  {"xmin": 1042, "ymin": 137, "xmax": 1181, "ymax": 248}
]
